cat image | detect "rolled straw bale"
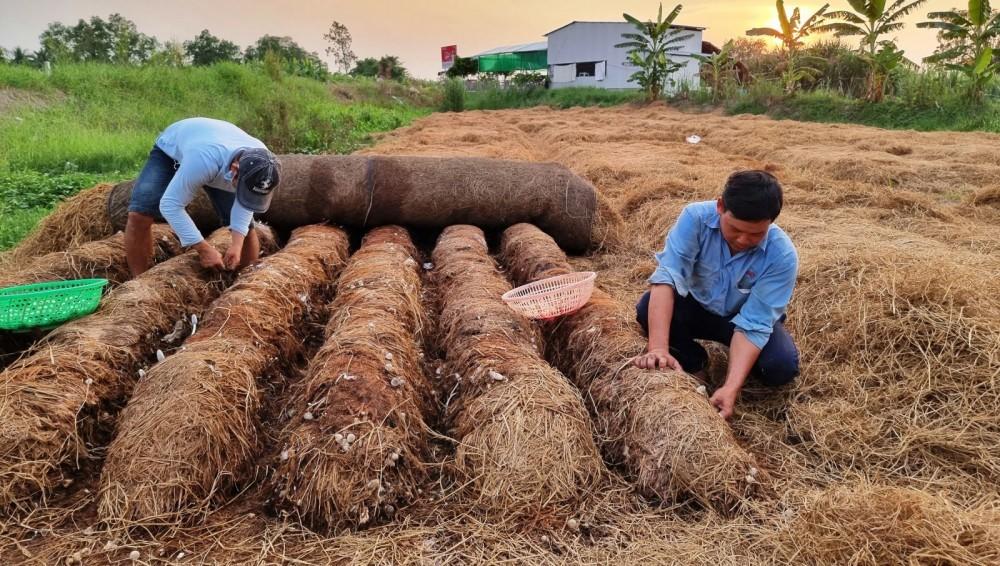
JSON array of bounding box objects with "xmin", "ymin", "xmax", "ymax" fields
[
  {"xmin": 98, "ymin": 225, "xmax": 350, "ymax": 527},
  {"xmin": 107, "ymin": 180, "xmax": 222, "ymax": 234},
  {"xmin": 0, "ymin": 226, "xmax": 277, "ymax": 510},
  {"xmin": 0, "ymin": 183, "xmax": 116, "ymax": 267},
  {"xmin": 272, "ymin": 226, "xmax": 434, "ymax": 531},
  {"xmin": 770, "ymin": 485, "xmax": 1000, "ymax": 565},
  {"xmin": 432, "ymin": 224, "xmax": 603, "ymax": 514},
  {"xmin": 0, "ymin": 224, "xmax": 180, "ymax": 288},
  {"xmin": 108, "ymin": 155, "xmax": 599, "ymax": 253},
  {"xmin": 499, "ymin": 223, "xmax": 762, "ymax": 513}
]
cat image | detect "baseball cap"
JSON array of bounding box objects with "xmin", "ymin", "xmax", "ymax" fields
[{"xmin": 235, "ymin": 148, "xmax": 280, "ymax": 213}]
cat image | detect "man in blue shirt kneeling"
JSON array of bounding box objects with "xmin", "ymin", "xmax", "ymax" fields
[
  {"xmin": 125, "ymin": 117, "xmax": 281, "ymax": 277},
  {"xmin": 634, "ymin": 170, "xmax": 799, "ymax": 421}
]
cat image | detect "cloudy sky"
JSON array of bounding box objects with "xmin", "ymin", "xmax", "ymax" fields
[{"xmin": 0, "ymin": 0, "xmax": 956, "ymax": 78}]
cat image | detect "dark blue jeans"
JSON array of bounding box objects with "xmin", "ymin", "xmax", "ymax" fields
[
  {"xmin": 128, "ymin": 145, "xmax": 239, "ymax": 225},
  {"xmin": 636, "ymin": 289, "xmax": 799, "ymax": 386}
]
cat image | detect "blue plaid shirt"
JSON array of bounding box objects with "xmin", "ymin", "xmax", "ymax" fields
[{"xmin": 649, "ymin": 201, "xmax": 798, "ymax": 349}]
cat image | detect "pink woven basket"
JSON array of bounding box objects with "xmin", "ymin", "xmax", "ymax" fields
[{"xmin": 502, "ymin": 272, "xmax": 596, "ymax": 321}]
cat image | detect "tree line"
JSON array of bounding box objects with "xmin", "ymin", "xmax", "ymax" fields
[
  {"xmin": 619, "ymin": 1, "xmax": 1000, "ymax": 103},
  {"xmin": 0, "ymin": 15, "xmax": 409, "ymax": 82}
]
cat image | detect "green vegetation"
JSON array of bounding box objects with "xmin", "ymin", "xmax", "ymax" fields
[
  {"xmin": 0, "ymin": 62, "xmax": 433, "ymax": 250},
  {"xmin": 918, "ymin": 0, "xmax": 1000, "ymax": 102},
  {"xmin": 441, "ymin": 78, "xmax": 466, "ymax": 112},
  {"xmin": 466, "ymin": 85, "xmax": 641, "ymax": 110}
]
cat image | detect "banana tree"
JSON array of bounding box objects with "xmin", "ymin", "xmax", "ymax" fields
[
  {"xmin": 747, "ymin": 0, "xmax": 831, "ymax": 93},
  {"xmin": 693, "ymin": 40, "xmax": 736, "ymax": 103},
  {"xmin": 816, "ymin": 1, "xmax": 926, "ymax": 101},
  {"xmin": 615, "ymin": 3, "xmax": 694, "ymax": 101},
  {"xmin": 919, "ymin": 0, "xmax": 1000, "ymax": 101}
]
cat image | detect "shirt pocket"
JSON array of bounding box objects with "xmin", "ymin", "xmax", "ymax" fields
[{"xmin": 736, "ymin": 268, "xmax": 757, "ymax": 292}]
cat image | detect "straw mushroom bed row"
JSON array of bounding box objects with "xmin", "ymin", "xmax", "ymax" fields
[{"xmin": 0, "ymin": 221, "xmax": 759, "ymax": 534}]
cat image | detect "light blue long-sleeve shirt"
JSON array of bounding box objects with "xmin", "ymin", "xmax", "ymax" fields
[
  {"xmin": 155, "ymin": 117, "xmax": 266, "ymax": 247},
  {"xmin": 648, "ymin": 201, "xmax": 798, "ymax": 349}
]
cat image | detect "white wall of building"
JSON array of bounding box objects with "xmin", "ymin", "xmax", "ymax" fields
[{"xmin": 546, "ymin": 22, "xmax": 703, "ymax": 91}]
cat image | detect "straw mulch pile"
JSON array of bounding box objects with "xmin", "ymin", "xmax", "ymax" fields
[
  {"xmin": 500, "ymin": 222, "xmax": 763, "ymax": 513},
  {"xmin": 98, "ymin": 225, "xmax": 349, "ymax": 527},
  {"xmin": 0, "ymin": 224, "xmax": 181, "ymax": 371},
  {"xmin": 0, "ymin": 227, "xmax": 277, "ymax": 512},
  {"xmin": 431, "ymin": 224, "xmax": 604, "ymax": 516},
  {"xmin": 3, "ymin": 106, "xmax": 1000, "ymax": 564},
  {"xmin": 271, "ymin": 226, "xmax": 435, "ymax": 531},
  {"xmin": 0, "ymin": 183, "xmax": 116, "ymax": 269},
  {"xmin": 771, "ymin": 483, "xmax": 1000, "ymax": 564},
  {"xmin": 0, "ymin": 225, "xmax": 179, "ymax": 289}
]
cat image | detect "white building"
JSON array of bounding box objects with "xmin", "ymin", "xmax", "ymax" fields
[{"xmin": 544, "ymin": 21, "xmax": 705, "ymax": 91}]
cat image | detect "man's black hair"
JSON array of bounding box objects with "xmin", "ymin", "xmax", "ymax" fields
[{"xmin": 721, "ymin": 170, "xmax": 783, "ymax": 221}]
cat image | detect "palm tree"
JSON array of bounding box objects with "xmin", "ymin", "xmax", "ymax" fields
[
  {"xmin": 918, "ymin": 0, "xmax": 1000, "ymax": 101},
  {"xmin": 11, "ymin": 47, "xmax": 31, "ymax": 65},
  {"xmin": 747, "ymin": 0, "xmax": 831, "ymax": 93},
  {"xmin": 816, "ymin": 1, "xmax": 926, "ymax": 101},
  {"xmin": 615, "ymin": 3, "xmax": 694, "ymax": 101}
]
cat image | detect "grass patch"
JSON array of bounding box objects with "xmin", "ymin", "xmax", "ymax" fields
[
  {"xmin": 0, "ymin": 207, "xmax": 50, "ymax": 251},
  {"xmin": 0, "ymin": 62, "xmax": 434, "ymax": 250},
  {"xmin": 466, "ymin": 87, "xmax": 641, "ymax": 110},
  {"xmin": 762, "ymin": 90, "xmax": 1000, "ymax": 132},
  {"xmin": 0, "ymin": 63, "xmax": 431, "ymax": 174}
]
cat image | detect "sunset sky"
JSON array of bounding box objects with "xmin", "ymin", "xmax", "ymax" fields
[{"xmin": 0, "ymin": 0, "xmax": 957, "ymax": 78}]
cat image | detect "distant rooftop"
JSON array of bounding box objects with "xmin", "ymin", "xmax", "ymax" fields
[
  {"xmin": 545, "ymin": 21, "xmax": 705, "ymax": 36},
  {"xmin": 473, "ymin": 41, "xmax": 548, "ymax": 58}
]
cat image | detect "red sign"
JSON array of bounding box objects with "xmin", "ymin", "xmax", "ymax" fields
[{"xmin": 441, "ymin": 45, "xmax": 457, "ymax": 69}]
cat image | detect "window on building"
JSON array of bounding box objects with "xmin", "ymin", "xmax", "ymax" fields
[{"xmin": 576, "ymin": 61, "xmax": 597, "ymax": 77}]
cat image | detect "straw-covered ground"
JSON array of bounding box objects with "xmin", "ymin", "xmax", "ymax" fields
[{"xmin": 1, "ymin": 105, "xmax": 999, "ymax": 564}]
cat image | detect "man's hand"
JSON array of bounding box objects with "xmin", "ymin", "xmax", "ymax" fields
[
  {"xmin": 224, "ymin": 231, "xmax": 246, "ymax": 271},
  {"xmin": 634, "ymin": 348, "xmax": 683, "ymax": 371},
  {"xmin": 223, "ymin": 246, "xmax": 242, "ymax": 270},
  {"xmin": 709, "ymin": 386, "xmax": 740, "ymax": 420},
  {"xmin": 194, "ymin": 241, "xmax": 225, "ymax": 270}
]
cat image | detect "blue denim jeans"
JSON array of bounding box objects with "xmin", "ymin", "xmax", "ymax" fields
[
  {"xmin": 636, "ymin": 288, "xmax": 800, "ymax": 386},
  {"xmin": 128, "ymin": 145, "xmax": 238, "ymax": 225}
]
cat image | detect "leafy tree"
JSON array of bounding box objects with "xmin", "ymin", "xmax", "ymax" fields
[
  {"xmin": 377, "ymin": 55, "xmax": 407, "ymax": 80},
  {"xmin": 37, "ymin": 14, "xmax": 155, "ymax": 64},
  {"xmin": 245, "ymin": 35, "xmax": 306, "ymax": 62},
  {"xmin": 184, "ymin": 29, "xmax": 241, "ymax": 66},
  {"xmin": 107, "ymin": 13, "xmax": 157, "ymax": 64},
  {"xmin": 747, "ymin": 1, "xmax": 832, "ymax": 93},
  {"xmin": 149, "ymin": 40, "xmax": 186, "ymax": 67},
  {"xmin": 615, "ymin": 3, "xmax": 694, "ymax": 101},
  {"xmin": 918, "ymin": 0, "xmax": 1000, "ymax": 101},
  {"xmin": 815, "ymin": 1, "xmax": 926, "ymax": 101},
  {"xmin": 38, "ymin": 22, "xmax": 75, "ymax": 63},
  {"xmin": 351, "ymin": 57, "xmax": 379, "ymax": 77},
  {"xmin": 323, "ymin": 21, "xmax": 356, "ymax": 73},
  {"xmin": 245, "ymin": 35, "xmax": 328, "ymax": 79},
  {"xmin": 446, "ymin": 55, "xmax": 479, "ymax": 78}
]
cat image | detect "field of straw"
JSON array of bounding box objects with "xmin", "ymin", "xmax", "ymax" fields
[{"xmin": 1, "ymin": 104, "xmax": 998, "ymax": 564}]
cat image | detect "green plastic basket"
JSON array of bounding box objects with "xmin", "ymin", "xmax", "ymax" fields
[{"xmin": 0, "ymin": 278, "xmax": 109, "ymax": 331}]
